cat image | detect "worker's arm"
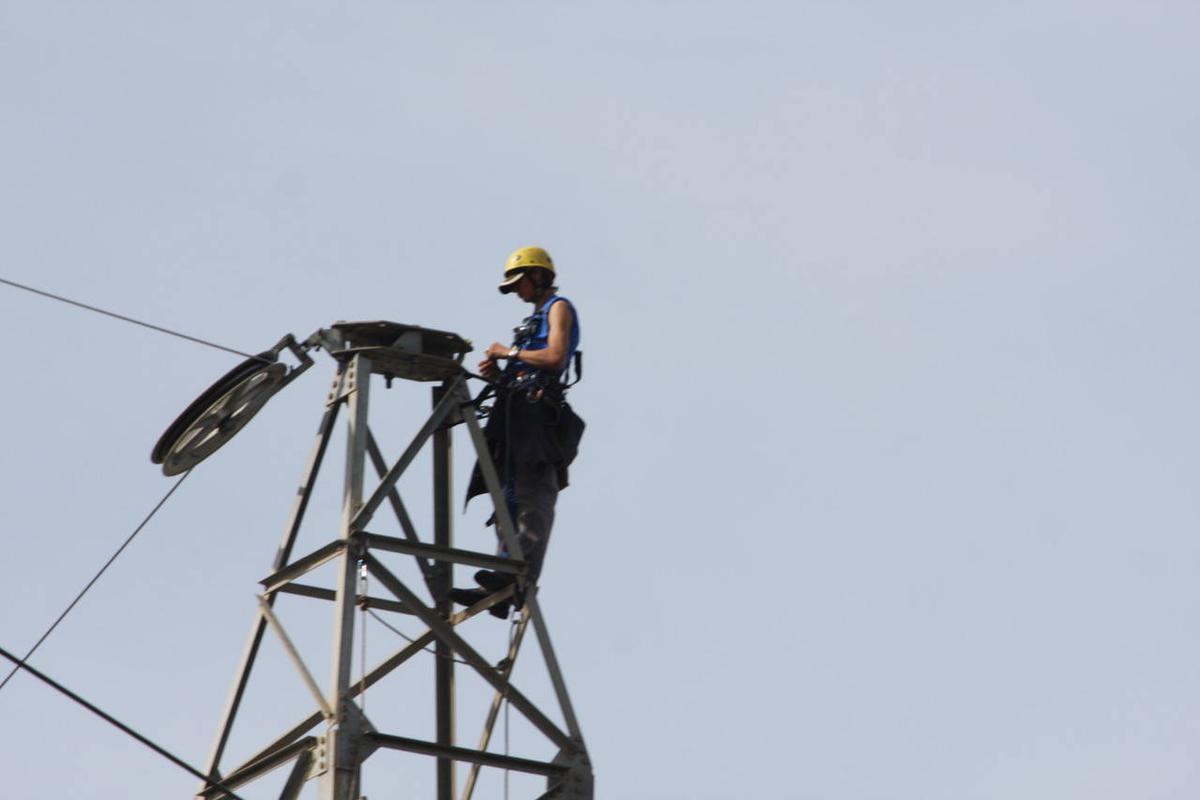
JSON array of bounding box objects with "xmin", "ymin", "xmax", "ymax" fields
[{"xmin": 481, "ymin": 300, "xmax": 573, "ymax": 372}]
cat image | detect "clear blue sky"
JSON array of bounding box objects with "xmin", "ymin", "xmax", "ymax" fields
[{"xmin": 1, "ymin": 2, "xmax": 1198, "ymax": 798}]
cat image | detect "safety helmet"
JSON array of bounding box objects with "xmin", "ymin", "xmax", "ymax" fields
[{"xmin": 499, "ymin": 246, "xmax": 555, "ymax": 293}]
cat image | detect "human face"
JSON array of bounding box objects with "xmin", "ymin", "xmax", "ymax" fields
[{"xmin": 514, "ymin": 273, "xmax": 536, "ymax": 302}]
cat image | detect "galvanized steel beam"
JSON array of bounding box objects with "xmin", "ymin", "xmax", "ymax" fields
[
  {"xmin": 199, "ymin": 375, "xmax": 342, "ymax": 792},
  {"xmin": 361, "ymin": 533, "xmax": 526, "ymax": 574},
  {"xmin": 366, "ymin": 732, "xmax": 567, "ymax": 778},
  {"xmin": 363, "ymin": 554, "xmax": 574, "ymax": 753}
]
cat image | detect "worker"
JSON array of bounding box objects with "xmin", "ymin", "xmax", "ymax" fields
[{"xmin": 451, "ymin": 246, "xmax": 584, "ymax": 618}]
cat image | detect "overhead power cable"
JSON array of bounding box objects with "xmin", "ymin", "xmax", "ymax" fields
[
  {"xmin": 0, "ymin": 276, "xmax": 258, "ymax": 360},
  {"xmin": 0, "ymin": 645, "xmax": 249, "ymax": 800},
  {"xmin": 0, "ymin": 470, "xmax": 191, "ymax": 695}
]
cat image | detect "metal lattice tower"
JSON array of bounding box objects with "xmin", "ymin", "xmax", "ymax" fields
[{"xmin": 156, "ymin": 322, "xmax": 592, "ymax": 800}]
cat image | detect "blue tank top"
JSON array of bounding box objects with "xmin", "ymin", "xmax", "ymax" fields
[{"xmin": 512, "ymin": 295, "xmax": 580, "ymax": 383}]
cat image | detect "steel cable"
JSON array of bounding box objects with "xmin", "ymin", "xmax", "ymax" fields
[
  {"xmin": 0, "ymin": 276, "xmax": 259, "ymax": 360},
  {"xmin": 366, "ymin": 607, "xmax": 475, "ymax": 666},
  {"xmin": 0, "ymin": 645, "xmax": 250, "ymax": 800},
  {"xmin": 0, "ymin": 470, "xmax": 191, "ymax": 694}
]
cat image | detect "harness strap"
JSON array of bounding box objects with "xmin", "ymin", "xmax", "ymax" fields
[{"xmin": 564, "ymin": 351, "xmax": 583, "ymax": 388}]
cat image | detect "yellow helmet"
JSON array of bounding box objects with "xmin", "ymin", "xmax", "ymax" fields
[{"xmin": 499, "ymin": 246, "xmax": 555, "ymax": 293}]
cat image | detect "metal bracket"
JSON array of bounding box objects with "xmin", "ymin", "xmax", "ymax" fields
[
  {"xmin": 550, "ymin": 748, "xmax": 594, "ymax": 800},
  {"xmin": 269, "ymin": 333, "xmax": 315, "ymax": 377},
  {"xmin": 346, "ymin": 701, "xmax": 380, "ymax": 762},
  {"xmin": 319, "ymin": 701, "xmax": 378, "ymax": 794},
  {"xmin": 335, "ymin": 358, "xmax": 363, "ymax": 404},
  {"xmin": 302, "ymin": 327, "xmax": 346, "ymax": 354},
  {"xmin": 306, "ymin": 735, "xmax": 329, "ymax": 780}
]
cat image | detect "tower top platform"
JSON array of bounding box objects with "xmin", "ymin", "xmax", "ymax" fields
[{"xmin": 321, "ymin": 320, "xmax": 472, "ymax": 382}]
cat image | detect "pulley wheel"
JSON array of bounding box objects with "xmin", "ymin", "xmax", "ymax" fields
[{"xmin": 152, "ymin": 354, "xmax": 288, "ymax": 475}]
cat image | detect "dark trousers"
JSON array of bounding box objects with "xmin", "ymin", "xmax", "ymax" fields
[{"xmin": 500, "ymin": 461, "xmax": 559, "ymax": 586}]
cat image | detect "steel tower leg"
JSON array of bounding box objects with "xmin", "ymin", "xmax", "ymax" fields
[
  {"xmin": 433, "ymin": 381, "xmax": 456, "ymax": 800},
  {"xmin": 198, "ymin": 373, "xmax": 342, "ymax": 796},
  {"xmin": 322, "ymin": 354, "xmax": 371, "ymax": 800}
]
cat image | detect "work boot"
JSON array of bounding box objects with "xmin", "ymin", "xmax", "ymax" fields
[
  {"xmin": 448, "ymin": 587, "xmax": 510, "ymax": 619},
  {"xmin": 474, "ymin": 570, "xmax": 516, "ymax": 591}
]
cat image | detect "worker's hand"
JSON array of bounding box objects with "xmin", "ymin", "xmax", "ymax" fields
[
  {"xmin": 484, "ymin": 342, "xmax": 510, "ymax": 360},
  {"xmin": 478, "ymin": 358, "xmax": 499, "ymax": 379}
]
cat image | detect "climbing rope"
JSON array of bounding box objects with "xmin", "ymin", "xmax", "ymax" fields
[{"xmin": 358, "ymin": 559, "xmax": 369, "ymax": 714}]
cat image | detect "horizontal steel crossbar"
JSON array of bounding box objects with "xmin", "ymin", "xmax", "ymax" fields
[
  {"xmin": 366, "ymin": 732, "xmax": 567, "ymax": 777},
  {"xmin": 362, "ymin": 532, "xmax": 526, "ymax": 574},
  {"xmin": 259, "ymin": 540, "xmax": 345, "ymax": 594},
  {"xmin": 274, "ymin": 582, "xmax": 412, "ymax": 615}
]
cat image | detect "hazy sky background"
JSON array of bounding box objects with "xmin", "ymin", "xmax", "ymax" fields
[{"xmin": 1, "ymin": 2, "xmax": 1198, "ymax": 798}]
